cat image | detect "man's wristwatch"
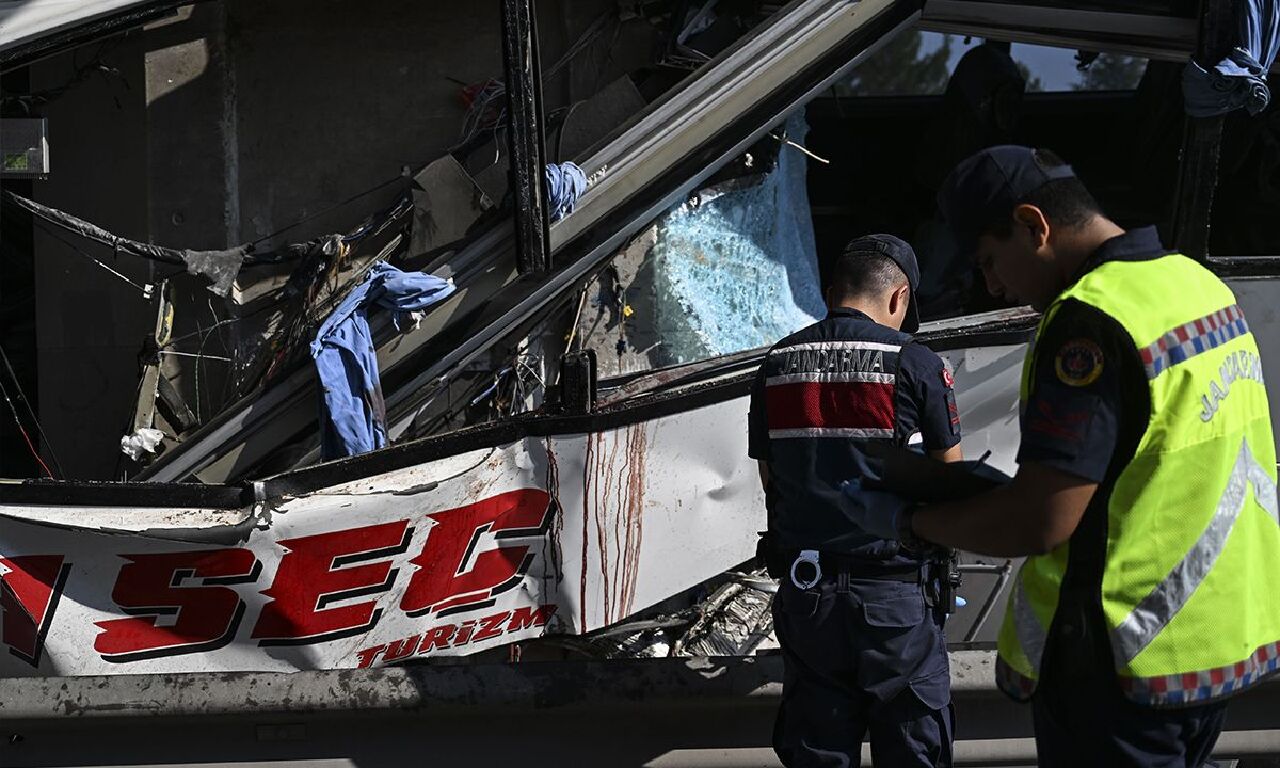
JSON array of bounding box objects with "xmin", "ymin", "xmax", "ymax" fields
[{"xmin": 897, "ymin": 504, "xmax": 924, "ymax": 549}]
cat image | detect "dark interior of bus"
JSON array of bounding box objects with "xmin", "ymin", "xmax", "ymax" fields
[{"xmin": 798, "ymin": 39, "xmax": 1280, "ymax": 325}]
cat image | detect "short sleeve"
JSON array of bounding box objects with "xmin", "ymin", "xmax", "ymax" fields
[
  {"xmin": 1016, "ymin": 301, "xmax": 1126, "ymax": 482},
  {"xmin": 748, "ymin": 364, "xmax": 770, "ymax": 461},
  {"xmin": 899, "ymin": 344, "xmax": 962, "ymax": 451}
]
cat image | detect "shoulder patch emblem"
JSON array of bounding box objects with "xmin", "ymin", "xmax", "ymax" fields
[
  {"xmin": 1055, "ymin": 338, "xmax": 1104, "ymax": 387},
  {"xmin": 942, "ymin": 365, "xmax": 955, "ymax": 389}
]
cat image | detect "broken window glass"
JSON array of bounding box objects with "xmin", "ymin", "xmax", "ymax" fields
[{"xmin": 571, "ymin": 111, "xmax": 824, "ymax": 379}]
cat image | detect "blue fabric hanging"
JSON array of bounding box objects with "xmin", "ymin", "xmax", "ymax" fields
[
  {"xmin": 545, "ymin": 162, "xmax": 588, "ymax": 222},
  {"xmin": 1183, "ymin": 0, "xmax": 1279, "ymax": 117},
  {"xmin": 312, "ymin": 263, "xmax": 455, "ymax": 460}
]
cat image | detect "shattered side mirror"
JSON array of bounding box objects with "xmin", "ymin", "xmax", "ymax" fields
[{"xmin": 558, "ymin": 350, "xmax": 597, "ymax": 416}]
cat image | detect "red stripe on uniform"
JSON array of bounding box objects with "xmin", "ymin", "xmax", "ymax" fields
[{"xmin": 765, "ymin": 381, "xmax": 895, "ymax": 431}]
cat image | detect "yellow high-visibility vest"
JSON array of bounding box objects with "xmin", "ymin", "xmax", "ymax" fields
[{"xmin": 996, "ymin": 253, "xmax": 1280, "ymax": 706}]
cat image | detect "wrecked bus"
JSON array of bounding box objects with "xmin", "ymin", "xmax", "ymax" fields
[{"xmin": 0, "ymin": 0, "xmax": 1276, "ymax": 702}]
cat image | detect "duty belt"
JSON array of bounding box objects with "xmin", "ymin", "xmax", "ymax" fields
[{"xmin": 784, "ymin": 548, "xmax": 924, "ymax": 589}]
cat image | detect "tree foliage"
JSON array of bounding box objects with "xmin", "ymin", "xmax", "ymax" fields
[
  {"xmin": 1015, "ymin": 62, "xmax": 1044, "ymax": 93},
  {"xmin": 1074, "ymin": 53, "xmax": 1147, "ymax": 91},
  {"xmin": 841, "ymin": 31, "xmax": 953, "ymax": 97}
]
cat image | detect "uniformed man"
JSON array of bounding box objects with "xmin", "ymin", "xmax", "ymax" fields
[
  {"xmin": 842, "ymin": 145, "xmax": 1280, "ymax": 765},
  {"xmin": 749, "ymin": 234, "xmax": 963, "ymax": 767}
]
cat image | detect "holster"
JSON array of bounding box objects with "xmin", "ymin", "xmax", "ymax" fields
[{"xmin": 932, "ymin": 549, "xmax": 963, "ymax": 614}]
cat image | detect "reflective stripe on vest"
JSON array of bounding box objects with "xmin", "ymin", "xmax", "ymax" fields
[
  {"xmin": 995, "ymin": 253, "xmax": 1280, "ymax": 707},
  {"xmin": 1111, "ymin": 440, "xmax": 1279, "ymax": 664}
]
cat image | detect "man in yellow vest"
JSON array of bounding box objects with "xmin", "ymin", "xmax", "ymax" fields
[{"xmin": 839, "ymin": 145, "xmax": 1280, "ymax": 765}]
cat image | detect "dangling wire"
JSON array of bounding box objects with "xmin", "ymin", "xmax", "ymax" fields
[
  {"xmin": 249, "ymin": 176, "xmax": 405, "ymax": 249},
  {"xmin": 0, "ymin": 366, "xmax": 54, "ymax": 479},
  {"xmin": 33, "ymin": 220, "xmax": 153, "ymax": 297},
  {"xmin": 158, "ymin": 350, "xmax": 231, "ymax": 362},
  {"xmin": 0, "ymin": 342, "xmax": 63, "ymax": 478},
  {"xmin": 0, "ymin": 38, "xmax": 129, "ymax": 113}
]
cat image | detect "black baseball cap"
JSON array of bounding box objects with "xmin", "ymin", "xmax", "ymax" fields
[
  {"xmin": 937, "ymin": 145, "xmax": 1077, "ymax": 259},
  {"xmin": 843, "ymin": 234, "xmax": 921, "ymax": 334}
]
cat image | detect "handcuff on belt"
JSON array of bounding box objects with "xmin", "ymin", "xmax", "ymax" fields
[{"xmin": 789, "ymin": 549, "xmax": 822, "ymax": 590}]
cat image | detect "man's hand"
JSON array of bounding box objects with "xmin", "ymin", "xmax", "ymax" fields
[
  {"xmin": 911, "ymin": 462, "xmax": 1097, "ymax": 557},
  {"xmin": 839, "ymin": 479, "xmax": 912, "ymax": 541}
]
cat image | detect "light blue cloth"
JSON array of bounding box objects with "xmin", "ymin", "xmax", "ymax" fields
[
  {"xmin": 312, "ymin": 263, "xmax": 455, "ymax": 460},
  {"xmin": 1183, "ymin": 0, "xmax": 1278, "ymax": 117},
  {"xmin": 545, "ymin": 162, "xmax": 588, "ymax": 222}
]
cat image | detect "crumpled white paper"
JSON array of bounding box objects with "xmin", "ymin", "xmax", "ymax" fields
[{"xmin": 120, "ymin": 428, "xmax": 165, "ymax": 461}]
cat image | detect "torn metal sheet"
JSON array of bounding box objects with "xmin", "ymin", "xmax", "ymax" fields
[
  {"xmin": 409, "ymin": 156, "xmax": 493, "ymax": 258},
  {"xmin": 129, "ymin": 281, "xmax": 175, "ymax": 441},
  {"xmin": 0, "ymin": 396, "xmax": 763, "ymax": 676},
  {"xmin": 0, "ymin": 502, "xmax": 246, "ymax": 533},
  {"xmin": 673, "ymin": 575, "xmax": 777, "ymax": 657}
]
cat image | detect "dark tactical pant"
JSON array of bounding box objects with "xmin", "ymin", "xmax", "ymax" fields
[
  {"xmin": 772, "ymin": 573, "xmax": 953, "ymax": 767},
  {"xmin": 1032, "ymin": 626, "xmax": 1228, "ymax": 767}
]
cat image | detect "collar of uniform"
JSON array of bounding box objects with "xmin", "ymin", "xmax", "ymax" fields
[
  {"xmin": 1074, "ymin": 226, "xmax": 1169, "ymax": 280},
  {"xmin": 826, "ymin": 307, "xmax": 872, "ymax": 321}
]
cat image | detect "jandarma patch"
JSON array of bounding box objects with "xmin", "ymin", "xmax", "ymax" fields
[{"xmin": 1055, "ymin": 338, "xmax": 1104, "ymax": 386}]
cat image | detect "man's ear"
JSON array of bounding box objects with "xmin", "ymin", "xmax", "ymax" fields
[
  {"xmin": 1013, "ymin": 204, "xmax": 1050, "ymax": 249},
  {"xmin": 889, "ymin": 284, "xmax": 909, "ymax": 316}
]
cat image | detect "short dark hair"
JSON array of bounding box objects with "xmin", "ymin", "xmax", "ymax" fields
[
  {"xmin": 983, "ymin": 149, "xmax": 1103, "ymax": 239},
  {"xmin": 830, "ymin": 251, "xmax": 907, "ymax": 301}
]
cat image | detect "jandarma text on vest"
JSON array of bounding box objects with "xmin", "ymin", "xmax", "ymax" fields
[{"xmin": 1201, "ymin": 350, "xmax": 1265, "ymax": 422}]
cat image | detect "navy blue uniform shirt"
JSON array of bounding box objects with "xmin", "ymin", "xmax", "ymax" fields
[
  {"xmin": 748, "ymin": 307, "xmax": 961, "ymax": 560},
  {"xmin": 1017, "ymin": 227, "xmax": 1166, "ymax": 481}
]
